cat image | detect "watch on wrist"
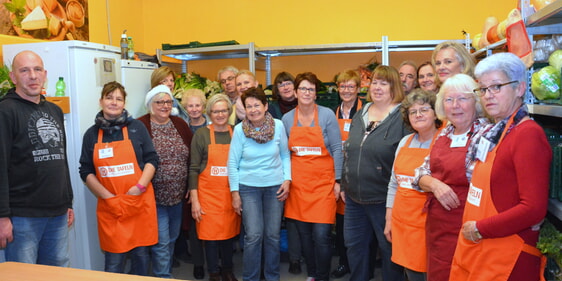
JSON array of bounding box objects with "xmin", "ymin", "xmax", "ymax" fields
[{"xmin": 474, "ymin": 224, "xmax": 483, "ymax": 240}]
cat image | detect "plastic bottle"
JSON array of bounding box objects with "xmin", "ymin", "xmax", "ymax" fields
[
  {"xmin": 120, "ymin": 30, "xmax": 128, "ymax": 59},
  {"xmin": 55, "ymin": 77, "xmax": 66, "ymax": 97},
  {"xmin": 127, "ymin": 36, "xmax": 135, "ymax": 60}
]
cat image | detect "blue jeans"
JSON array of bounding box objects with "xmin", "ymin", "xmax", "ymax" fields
[
  {"xmin": 344, "ymin": 195, "xmax": 404, "ymax": 281},
  {"xmin": 286, "ymin": 218, "xmax": 302, "ymax": 263},
  {"xmin": 293, "ymin": 220, "xmax": 332, "ymax": 280},
  {"xmin": 205, "ymin": 238, "xmax": 234, "ymax": 274},
  {"xmin": 151, "ymin": 203, "xmax": 183, "ymax": 278},
  {"xmin": 105, "ymin": 246, "xmax": 149, "ymax": 275},
  {"xmin": 239, "ymin": 184, "xmax": 284, "ymax": 281},
  {"xmin": 5, "ymin": 214, "xmax": 69, "ymax": 266}
]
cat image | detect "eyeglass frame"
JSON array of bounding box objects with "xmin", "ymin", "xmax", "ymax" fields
[
  {"xmin": 297, "ymin": 87, "xmax": 316, "ymax": 93},
  {"xmin": 153, "ymin": 100, "xmax": 174, "ymax": 106},
  {"xmin": 408, "ymin": 106, "xmax": 433, "ymax": 116},
  {"xmin": 473, "ymin": 81, "xmax": 518, "ymax": 96}
]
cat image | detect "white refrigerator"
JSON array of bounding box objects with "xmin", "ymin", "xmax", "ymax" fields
[{"xmin": 3, "ymin": 41, "xmax": 156, "ymax": 270}]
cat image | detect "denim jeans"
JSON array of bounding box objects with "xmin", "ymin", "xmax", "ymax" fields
[
  {"xmin": 286, "ymin": 218, "xmax": 302, "ymax": 263},
  {"xmin": 151, "ymin": 203, "xmax": 183, "ymax": 278},
  {"xmin": 205, "ymin": 238, "xmax": 234, "ymax": 274},
  {"xmin": 105, "ymin": 246, "xmax": 149, "ymax": 275},
  {"xmin": 334, "ymin": 213, "xmax": 348, "ymax": 267},
  {"xmin": 239, "ymin": 184, "xmax": 284, "ymax": 281},
  {"xmin": 5, "ymin": 214, "xmax": 69, "ymax": 266},
  {"xmin": 344, "ymin": 195, "xmax": 404, "ymax": 281},
  {"xmin": 293, "ymin": 220, "xmax": 332, "ymax": 280}
]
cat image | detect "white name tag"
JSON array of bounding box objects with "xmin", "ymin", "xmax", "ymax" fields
[
  {"xmin": 396, "ymin": 174, "xmax": 415, "ymax": 189},
  {"xmin": 450, "ymin": 134, "xmax": 469, "ymax": 148},
  {"xmin": 98, "ymin": 163, "xmax": 135, "ymax": 178},
  {"xmin": 210, "ymin": 166, "xmax": 228, "ymax": 176},
  {"xmin": 467, "ymin": 183, "xmax": 483, "ymax": 207},
  {"xmin": 343, "ymin": 122, "xmax": 351, "ymax": 132},
  {"xmin": 292, "ymin": 146, "xmax": 322, "ymax": 156},
  {"xmin": 99, "ymin": 148, "xmax": 113, "ymax": 159}
]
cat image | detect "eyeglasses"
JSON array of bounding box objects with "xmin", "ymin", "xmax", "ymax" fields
[
  {"xmin": 220, "ymin": 76, "xmax": 235, "ymax": 84},
  {"xmin": 338, "ymin": 84, "xmax": 357, "ymax": 91},
  {"xmin": 298, "ymin": 87, "xmax": 316, "ymax": 93},
  {"xmin": 473, "ymin": 81, "xmax": 518, "ymax": 96},
  {"xmin": 211, "ymin": 109, "xmax": 229, "ymax": 115},
  {"xmin": 154, "ymin": 100, "xmax": 174, "ymax": 106},
  {"xmin": 408, "ymin": 107, "xmax": 433, "ymax": 116},
  {"xmin": 278, "ymin": 81, "xmax": 293, "ymax": 88},
  {"xmin": 443, "ymin": 95, "xmax": 473, "ymax": 105}
]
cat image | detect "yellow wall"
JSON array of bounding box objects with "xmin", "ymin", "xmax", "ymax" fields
[
  {"xmin": 2, "ymin": 0, "xmax": 518, "ymax": 81},
  {"xmin": 87, "ymin": 0, "xmax": 517, "ymax": 54}
]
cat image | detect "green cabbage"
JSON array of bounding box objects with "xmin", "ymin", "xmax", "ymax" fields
[
  {"xmin": 531, "ymin": 66, "xmax": 561, "ymax": 100},
  {"xmin": 549, "ymin": 49, "xmax": 562, "ymax": 72}
]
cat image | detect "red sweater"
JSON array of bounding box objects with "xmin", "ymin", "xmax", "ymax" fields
[{"xmin": 478, "ymin": 120, "xmax": 551, "ymax": 281}]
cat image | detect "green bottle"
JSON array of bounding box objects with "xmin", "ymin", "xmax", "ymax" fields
[{"xmin": 55, "ymin": 77, "xmax": 66, "ymax": 97}]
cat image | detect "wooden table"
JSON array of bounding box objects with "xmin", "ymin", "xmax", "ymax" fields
[{"xmin": 0, "ymin": 262, "xmax": 190, "ymax": 281}]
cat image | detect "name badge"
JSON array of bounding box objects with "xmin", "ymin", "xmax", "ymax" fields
[
  {"xmin": 343, "ymin": 122, "xmax": 351, "ymax": 132},
  {"xmin": 99, "ymin": 148, "xmax": 113, "ymax": 159},
  {"xmin": 450, "ymin": 134, "xmax": 468, "ymax": 148},
  {"xmin": 467, "ymin": 183, "xmax": 483, "ymax": 207},
  {"xmin": 476, "ymin": 138, "xmax": 492, "ymax": 162}
]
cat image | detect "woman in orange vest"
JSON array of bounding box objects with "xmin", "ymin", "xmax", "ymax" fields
[
  {"xmin": 79, "ymin": 81, "xmax": 158, "ymax": 275},
  {"xmin": 414, "ymin": 74, "xmax": 489, "ymax": 281},
  {"xmin": 331, "ymin": 69, "xmax": 363, "ymax": 279},
  {"xmin": 189, "ymin": 94, "xmax": 240, "ymax": 281},
  {"xmin": 384, "ymin": 89, "xmax": 442, "ymax": 281},
  {"xmin": 282, "ymin": 72, "xmax": 343, "ymax": 281},
  {"xmin": 450, "ymin": 53, "xmax": 551, "ymax": 281}
]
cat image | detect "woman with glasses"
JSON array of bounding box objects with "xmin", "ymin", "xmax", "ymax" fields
[
  {"xmin": 384, "ymin": 89, "xmax": 442, "ymax": 281},
  {"xmin": 413, "ymin": 73, "xmax": 489, "ymax": 281},
  {"xmin": 268, "ymin": 72, "xmax": 298, "ymax": 120},
  {"xmin": 432, "ymin": 41, "xmax": 476, "ymax": 83},
  {"xmin": 282, "ymin": 72, "xmax": 342, "ymax": 281},
  {"xmin": 450, "ymin": 53, "xmax": 551, "ymax": 281},
  {"xmin": 138, "ymin": 85, "xmax": 193, "ymax": 278},
  {"xmin": 417, "ymin": 62, "xmax": 439, "ymax": 93},
  {"xmin": 331, "ymin": 69, "xmax": 363, "ymax": 279},
  {"xmin": 343, "ymin": 65, "xmax": 409, "ymax": 281},
  {"xmin": 79, "ymin": 81, "xmax": 159, "ymax": 275},
  {"xmin": 228, "ymin": 87, "xmax": 291, "ymax": 281},
  {"xmin": 189, "ymin": 94, "xmax": 240, "ymax": 281}
]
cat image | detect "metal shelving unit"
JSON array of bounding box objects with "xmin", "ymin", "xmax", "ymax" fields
[
  {"xmin": 256, "ymin": 37, "xmax": 464, "ymax": 85},
  {"xmin": 156, "ymin": 42, "xmax": 257, "ymax": 73},
  {"xmin": 523, "ymin": 0, "xmax": 562, "ymax": 221}
]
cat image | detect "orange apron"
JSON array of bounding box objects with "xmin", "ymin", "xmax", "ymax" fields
[
  {"xmin": 93, "ymin": 128, "xmax": 158, "ymax": 253},
  {"xmin": 196, "ymin": 125, "xmax": 240, "ymax": 240},
  {"xmin": 335, "ymin": 100, "xmax": 362, "ymax": 215},
  {"xmin": 450, "ymin": 116, "xmax": 546, "ymax": 281},
  {"xmin": 391, "ymin": 133, "xmax": 437, "ymax": 272},
  {"xmin": 285, "ymin": 105, "xmax": 336, "ymax": 224}
]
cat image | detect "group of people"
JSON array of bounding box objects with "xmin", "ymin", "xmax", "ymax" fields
[{"xmin": 0, "ymin": 41, "xmax": 553, "ymax": 281}]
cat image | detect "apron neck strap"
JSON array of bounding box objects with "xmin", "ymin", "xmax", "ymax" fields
[
  {"xmin": 209, "ymin": 124, "xmax": 232, "ymax": 145},
  {"xmin": 294, "ymin": 104, "xmax": 318, "ymax": 127},
  {"xmin": 97, "ymin": 127, "xmax": 128, "ymax": 143}
]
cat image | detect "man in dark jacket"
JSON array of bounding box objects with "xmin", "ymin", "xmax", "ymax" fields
[{"xmin": 0, "ymin": 51, "xmax": 74, "ymax": 266}]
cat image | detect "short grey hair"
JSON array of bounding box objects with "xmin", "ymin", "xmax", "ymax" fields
[
  {"xmin": 217, "ymin": 66, "xmax": 239, "ymax": 80},
  {"xmin": 474, "ymin": 52, "xmax": 526, "ymax": 84},
  {"xmin": 206, "ymin": 94, "xmax": 233, "ymax": 116},
  {"xmin": 435, "ymin": 74, "xmax": 485, "ymax": 121}
]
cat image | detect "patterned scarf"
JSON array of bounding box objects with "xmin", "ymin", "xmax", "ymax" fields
[
  {"xmin": 95, "ymin": 109, "xmax": 132, "ymax": 134},
  {"xmin": 242, "ymin": 112, "xmax": 275, "ymax": 143},
  {"xmin": 468, "ymin": 104, "xmax": 528, "ymax": 162}
]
